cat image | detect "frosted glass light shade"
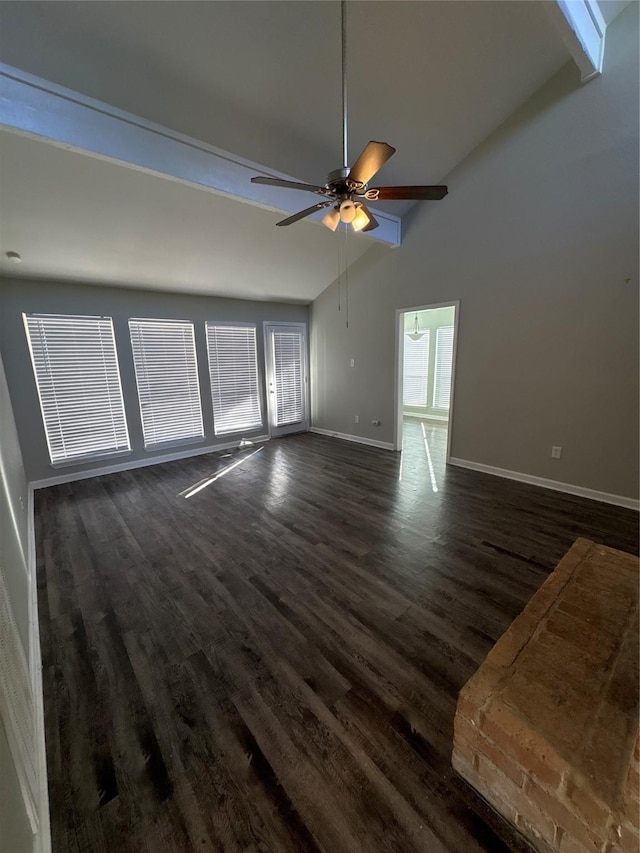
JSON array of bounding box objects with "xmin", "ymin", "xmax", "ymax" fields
[
  {"xmin": 339, "ymin": 199, "xmax": 357, "ymax": 223},
  {"xmin": 322, "ymin": 208, "xmax": 340, "ymax": 231},
  {"xmin": 352, "ymin": 204, "xmax": 370, "ymax": 232}
]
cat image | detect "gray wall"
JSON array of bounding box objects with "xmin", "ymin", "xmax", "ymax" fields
[
  {"xmin": 0, "ymin": 720, "xmax": 33, "ymax": 853},
  {"xmin": 0, "ymin": 334, "xmax": 34, "ymax": 850},
  {"xmin": 0, "ymin": 345, "xmax": 30, "ymax": 655},
  {"xmin": 311, "ymin": 4, "xmax": 639, "ymax": 500},
  {"xmin": 0, "ymin": 278, "xmax": 308, "ymax": 483}
]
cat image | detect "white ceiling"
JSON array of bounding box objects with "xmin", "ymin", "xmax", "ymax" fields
[{"xmin": 0, "ymin": 1, "xmax": 594, "ymax": 301}]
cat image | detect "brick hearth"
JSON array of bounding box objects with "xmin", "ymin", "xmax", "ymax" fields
[{"xmin": 452, "ymin": 538, "xmax": 639, "ymax": 853}]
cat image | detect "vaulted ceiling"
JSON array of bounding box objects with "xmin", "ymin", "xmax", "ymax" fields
[{"xmin": 0, "ymin": 1, "xmax": 626, "ymax": 301}]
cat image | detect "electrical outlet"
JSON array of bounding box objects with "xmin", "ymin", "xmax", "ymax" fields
[
  {"xmin": 350, "ymin": 358, "xmax": 355, "ymax": 368},
  {"xmin": 354, "ymin": 415, "xmax": 360, "ymax": 424},
  {"xmin": 551, "ymin": 446, "xmax": 562, "ymax": 459}
]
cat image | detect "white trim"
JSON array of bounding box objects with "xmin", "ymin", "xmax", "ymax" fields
[
  {"xmin": 50, "ymin": 449, "xmax": 132, "ymax": 469},
  {"xmin": 27, "ymin": 485, "xmax": 52, "ymax": 853},
  {"xmin": 205, "ymin": 323, "xmax": 264, "ymax": 437},
  {"xmin": 395, "ymin": 301, "xmax": 460, "ymax": 460},
  {"xmin": 310, "ymin": 427, "xmax": 394, "ymax": 451},
  {"xmin": 23, "ymin": 312, "xmax": 131, "ymax": 467},
  {"xmin": 402, "ymin": 411, "xmax": 449, "ymax": 423},
  {"xmin": 448, "ymin": 457, "xmax": 639, "ymax": 510},
  {"xmin": 546, "ymin": 0, "xmax": 606, "ymax": 82},
  {"xmin": 30, "ymin": 435, "xmax": 270, "ymax": 490},
  {"xmin": 128, "ymin": 317, "xmax": 204, "ymax": 451},
  {"xmin": 263, "ymin": 322, "xmax": 310, "ymax": 438}
]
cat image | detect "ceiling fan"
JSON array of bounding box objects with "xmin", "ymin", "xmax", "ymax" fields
[{"xmin": 251, "ymin": 1, "xmax": 448, "ymax": 233}]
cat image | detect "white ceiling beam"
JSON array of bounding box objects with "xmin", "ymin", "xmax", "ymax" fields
[
  {"xmin": 547, "ymin": 0, "xmax": 607, "ymax": 82},
  {"xmin": 0, "ymin": 63, "xmax": 401, "ymax": 248}
]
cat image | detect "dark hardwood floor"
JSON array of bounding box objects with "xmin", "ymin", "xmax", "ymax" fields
[{"xmin": 35, "ymin": 421, "xmax": 638, "ymax": 852}]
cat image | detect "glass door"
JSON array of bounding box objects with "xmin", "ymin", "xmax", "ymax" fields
[{"xmin": 264, "ymin": 323, "xmax": 308, "ymax": 437}]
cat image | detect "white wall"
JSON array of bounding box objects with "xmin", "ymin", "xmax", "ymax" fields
[{"xmin": 311, "ymin": 4, "xmax": 639, "ymax": 502}]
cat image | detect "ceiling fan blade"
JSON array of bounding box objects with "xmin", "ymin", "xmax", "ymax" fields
[
  {"xmin": 252, "ymin": 176, "xmax": 326, "ymax": 194},
  {"xmin": 348, "ymin": 141, "xmax": 396, "ymax": 186},
  {"xmin": 276, "ymin": 202, "xmax": 332, "ymax": 227},
  {"xmin": 359, "ymin": 204, "xmax": 379, "ymax": 232},
  {"xmin": 371, "ymin": 185, "xmax": 448, "ymax": 201}
]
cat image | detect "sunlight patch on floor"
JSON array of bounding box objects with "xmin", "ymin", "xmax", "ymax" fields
[
  {"xmin": 421, "ymin": 422, "xmax": 439, "ymax": 493},
  {"xmin": 180, "ymin": 447, "xmax": 263, "ymax": 498}
]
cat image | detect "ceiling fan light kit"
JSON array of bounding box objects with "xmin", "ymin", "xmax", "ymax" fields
[
  {"xmin": 322, "ymin": 207, "xmax": 341, "ymax": 232},
  {"xmin": 351, "ymin": 203, "xmax": 370, "ymax": 232},
  {"xmin": 339, "ymin": 199, "xmax": 356, "ymax": 223},
  {"xmin": 251, "ymin": 1, "xmax": 448, "ymax": 233}
]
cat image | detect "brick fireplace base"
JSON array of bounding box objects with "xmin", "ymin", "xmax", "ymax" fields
[{"xmin": 452, "ymin": 538, "xmax": 639, "ymax": 853}]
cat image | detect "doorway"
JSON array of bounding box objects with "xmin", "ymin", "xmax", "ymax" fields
[
  {"xmin": 264, "ymin": 322, "xmax": 309, "ymax": 437},
  {"xmin": 395, "ymin": 302, "xmax": 459, "ymax": 482}
]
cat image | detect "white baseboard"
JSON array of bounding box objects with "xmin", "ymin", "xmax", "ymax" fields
[
  {"xmin": 448, "ymin": 457, "xmax": 639, "ymax": 511},
  {"xmin": 310, "ymin": 427, "xmax": 395, "ymax": 451},
  {"xmin": 30, "ymin": 435, "xmax": 271, "ymax": 490}
]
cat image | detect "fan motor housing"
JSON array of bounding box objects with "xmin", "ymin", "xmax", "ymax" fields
[
  {"xmin": 326, "ymin": 167, "xmax": 359, "ymax": 198},
  {"xmin": 326, "ymin": 167, "xmax": 349, "ymax": 185}
]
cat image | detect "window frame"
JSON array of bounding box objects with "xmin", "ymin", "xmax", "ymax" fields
[
  {"xmin": 23, "ymin": 312, "xmax": 131, "ymax": 467},
  {"xmin": 402, "ymin": 330, "xmax": 431, "ymax": 409},
  {"xmin": 205, "ymin": 321, "xmax": 263, "ymax": 437},
  {"xmin": 263, "ymin": 321, "xmax": 309, "ymax": 438},
  {"xmin": 432, "ymin": 324, "xmax": 455, "ymax": 411},
  {"xmin": 128, "ymin": 317, "xmax": 205, "ymax": 451},
  {"xmin": 271, "ymin": 329, "xmax": 305, "ymax": 427}
]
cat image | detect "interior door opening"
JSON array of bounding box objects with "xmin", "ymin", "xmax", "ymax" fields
[{"xmin": 395, "ymin": 302, "xmax": 458, "ymax": 489}]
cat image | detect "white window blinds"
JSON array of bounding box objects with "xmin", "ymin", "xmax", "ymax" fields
[
  {"xmin": 23, "ymin": 313, "xmax": 130, "ymax": 465},
  {"xmin": 433, "ymin": 325, "xmax": 454, "ymax": 410},
  {"xmin": 129, "ymin": 318, "xmax": 204, "ymax": 448},
  {"xmin": 403, "ymin": 331, "xmax": 430, "ymax": 407},
  {"xmin": 272, "ymin": 331, "xmax": 304, "ymax": 426},
  {"xmin": 206, "ymin": 325, "xmax": 262, "ymax": 435}
]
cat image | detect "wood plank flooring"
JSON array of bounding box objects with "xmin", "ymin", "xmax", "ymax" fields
[{"xmin": 35, "ymin": 422, "xmax": 639, "ymax": 852}]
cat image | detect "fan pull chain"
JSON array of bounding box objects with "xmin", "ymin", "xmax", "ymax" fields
[
  {"xmin": 337, "ymin": 224, "xmax": 342, "ymax": 313},
  {"xmin": 344, "ymin": 224, "xmax": 349, "ymax": 329}
]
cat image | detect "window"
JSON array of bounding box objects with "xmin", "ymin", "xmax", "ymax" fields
[
  {"xmin": 206, "ymin": 324, "xmax": 262, "ymax": 435},
  {"xmin": 433, "ymin": 325, "xmax": 454, "ymax": 410},
  {"xmin": 403, "ymin": 331, "xmax": 430, "ymax": 407},
  {"xmin": 272, "ymin": 331, "xmax": 304, "ymax": 426},
  {"xmin": 24, "ymin": 313, "xmax": 130, "ymax": 465},
  {"xmin": 129, "ymin": 318, "xmax": 204, "ymax": 449}
]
